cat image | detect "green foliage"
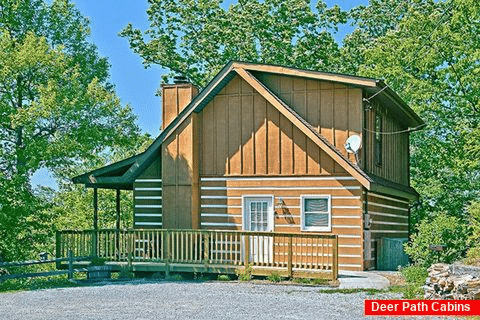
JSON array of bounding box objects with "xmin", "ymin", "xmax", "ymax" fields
[
  {"xmin": 404, "ymin": 213, "xmax": 469, "ymax": 267},
  {"xmin": 266, "ymin": 272, "xmax": 282, "ymax": 283},
  {"xmin": 117, "ymin": 267, "xmax": 135, "ymax": 280},
  {"xmin": 357, "ymin": 0, "xmax": 480, "ymax": 227},
  {"xmin": 468, "ymin": 201, "xmax": 480, "ymax": 245},
  {"xmin": 291, "ymin": 277, "xmax": 328, "ymax": 285},
  {"xmin": 120, "ymin": 0, "xmax": 347, "ymax": 86},
  {"xmin": 0, "ymin": 275, "xmax": 79, "ymax": 293},
  {"xmin": 89, "ymin": 257, "xmax": 106, "ymax": 266},
  {"xmin": 217, "ymin": 274, "xmax": 231, "ymax": 281},
  {"xmin": 400, "ymin": 265, "xmax": 428, "ymax": 299},
  {"xmin": 0, "ymin": 0, "xmax": 148, "ymax": 260},
  {"xmin": 464, "ymin": 246, "xmax": 480, "ymax": 266},
  {"xmin": 0, "ymin": 175, "xmax": 53, "ymax": 261},
  {"xmin": 235, "ymin": 264, "xmax": 252, "ymax": 281},
  {"xmin": 400, "ymin": 265, "xmax": 428, "ymax": 285}
]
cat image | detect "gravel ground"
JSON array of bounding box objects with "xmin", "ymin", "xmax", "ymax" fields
[{"xmin": 0, "ymin": 280, "xmax": 444, "ymax": 320}]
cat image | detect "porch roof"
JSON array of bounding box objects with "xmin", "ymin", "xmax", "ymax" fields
[{"xmin": 71, "ymin": 153, "xmax": 142, "ymax": 190}]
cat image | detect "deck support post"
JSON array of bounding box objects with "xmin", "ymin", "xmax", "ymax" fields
[
  {"xmin": 115, "ymin": 189, "xmax": 121, "ymax": 230},
  {"xmin": 55, "ymin": 231, "xmax": 62, "ymax": 269},
  {"xmin": 93, "ymin": 188, "xmax": 98, "ymax": 230},
  {"xmin": 68, "ymin": 250, "xmax": 73, "ymax": 279},
  {"xmin": 92, "ymin": 188, "xmax": 98, "ymax": 258},
  {"xmin": 127, "ymin": 232, "xmax": 133, "ymax": 271},
  {"xmin": 203, "ymin": 233, "xmax": 209, "ymax": 270},
  {"xmin": 287, "ymin": 236, "xmax": 293, "ymax": 278},
  {"xmin": 165, "ymin": 230, "xmax": 170, "ymax": 277},
  {"xmin": 244, "ymin": 234, "xmax": 250, "ymax": 268},
  {"xmin": 332, "ymin": 236, "xmax": 338, "ymax": 280},
  {"xmin": 115, "ymin": 189, "xmax": 121, "ymax": 257}
]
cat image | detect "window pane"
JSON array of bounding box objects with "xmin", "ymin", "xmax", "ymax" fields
[
  {"xmin": 305, "ymin": 212, "xmax": 329, "ymax": 227},
  {"xmin": 304, "ymin": 198, "xmax": 328, "ymax": 213}
]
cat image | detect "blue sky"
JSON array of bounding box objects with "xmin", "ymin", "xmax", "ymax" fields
[{"xmin": 31, "ymin": 0, "xmax": 368, "ymax": 189}]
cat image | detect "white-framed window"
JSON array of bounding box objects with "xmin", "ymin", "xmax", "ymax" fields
[{"xmin": 300, "ymin": 195, "xmax": 331, "ymax": 232}]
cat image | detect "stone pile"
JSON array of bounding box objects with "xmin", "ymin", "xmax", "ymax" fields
[{"xmin": 424, "ymin": 263, "xmax": 480, "ymax": 299}]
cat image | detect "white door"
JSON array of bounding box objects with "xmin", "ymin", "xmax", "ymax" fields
[{"xmin": 243, "ymin": 196, "xmax": 274, "ymax": 263}]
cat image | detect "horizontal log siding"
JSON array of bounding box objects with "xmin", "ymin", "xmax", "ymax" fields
[
  {"xmin": 134, "ymin": 180, "xmax": 162, "ymax": 228},
  {"xmin": 133, "ymin": 157, "xmax": 162, "ymax": 229},
  {"xmin": 199, "ymin": 177, "xmax": 364, "ymax": 271},
  {"xmin": 366, "ymin": 192, "xmax": 410, "ymax": 268},
  {"xmin": 201, "ymin": 75, "xmax": 355, "ymax": 176}
]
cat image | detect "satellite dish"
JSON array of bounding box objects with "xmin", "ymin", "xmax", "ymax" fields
[{"xmin": 345, "ymin": 135, "xmax": 362, "ymax": 154}]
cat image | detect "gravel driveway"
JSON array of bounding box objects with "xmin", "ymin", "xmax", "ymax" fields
[{"xmin": 0, "ymin": 280, "xmax": 427, "ymax": 320}]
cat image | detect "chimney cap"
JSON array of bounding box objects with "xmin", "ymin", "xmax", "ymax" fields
[{"xmin": 173, "ymin": 75, "xmax": 190, "ymax": 84}]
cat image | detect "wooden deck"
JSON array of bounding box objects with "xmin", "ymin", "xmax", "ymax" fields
[{"xmin": 56, "ymin": 229, "xmax": 338, "ymax": 280}]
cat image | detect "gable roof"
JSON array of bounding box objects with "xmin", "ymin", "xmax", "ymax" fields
[{"xmin": 73, "ymin": 61, "xmax": 422, "ymax": 199}]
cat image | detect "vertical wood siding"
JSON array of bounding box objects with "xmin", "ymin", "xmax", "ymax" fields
[
  {"xmin": 161, "ymin": 115, "xmax": 199, "ymax": 229},
  {"xmin": 364, "ymin": 101, "xmax": 409, "ymax": 186},
  {"xmin": 201, "ymin": 75, "xmax": 362, "ymax": 176},
  {"xmin": 253, "ymin": 72, "xmax": 363, "ymax": 165},
  {"xmin": 162, "ymin": 84, "xmax": 199, "ymax": 130}
]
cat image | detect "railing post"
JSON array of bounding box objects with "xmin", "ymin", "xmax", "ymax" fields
[
  {"xmin": 91, "ymin": 230, "xmax": 98, "ymax": 258},
  {"xmin": 115, "ymin": 229, "xmax": 120, "ymax": 260},
  {"xmin": 244, "ymin": 233, "xmax": 250, "ymax": 267},
  {"xmin": 204, "ymin": 232, "xmax": 210, "ymax": 268},
  {"xmin": 55, "ymin": 231, "xmax": 62, "ymax": 269},
  {"xmin": 332, "ymin": 236, "xmax": 338, "ymax": 280},
  {"xmin": 287, "ymin": 235, "xmax": 293, "ymax": 278},
  {"xmin": 68, "ymin": 250, "xmax": 73, "ymax": 280},
  {"xmin": 165, "ymin": 230, "xmax": 170, "ymax": 277}
]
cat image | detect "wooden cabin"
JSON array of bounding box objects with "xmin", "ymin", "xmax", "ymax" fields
[{"xmin": 72, "ymin": 62, "xmax": 424, "ymax": 272}]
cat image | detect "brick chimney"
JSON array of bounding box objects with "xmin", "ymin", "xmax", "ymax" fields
[{"xmin": 161, "ymin": 76, "xmax": 199, "ymax": 130}]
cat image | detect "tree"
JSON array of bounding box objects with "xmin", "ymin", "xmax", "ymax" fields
[
  {"xmin": 357, "ymin": 0, "xmax": 480, "ymax": 226},
  {"xmin": 120, "ymin": 0, "xmax": 347, "ymax": 86},
  {"xmin": 0, "ymin": 0, "xmax": 146, "ymax": 260},
  {"xmin": 404, "ymin": 213, "xmax": 469, "ymax": 267},
  {"xmin": 339, "ymin": 0, "xmax": 432, "ymax": 74}
]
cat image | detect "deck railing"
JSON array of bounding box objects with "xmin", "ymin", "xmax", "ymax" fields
[{"xmin": 56, "ymin": 229, "xmax": 338, "ymax": 279}]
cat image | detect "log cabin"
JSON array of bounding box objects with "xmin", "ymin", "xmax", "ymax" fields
[{"xmin": 72, "ymin": 61, "xmax": 424, "ymax": 272}]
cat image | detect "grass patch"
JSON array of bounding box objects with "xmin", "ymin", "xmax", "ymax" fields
[
  {"xmin": 266, "ymin": 272, "xmax": 282, "ymax": 283},
  {"xmin": 235, "ymin": 265, "xmax": 252, "ymax": 282},
  {"xmin": 0, "ymin": 275, "xmax": 81, "ymax": 293},
  {"xmin": 217, "ymin": 274, "xmax": 231, "ymax": 281},
  {"xmin": 291, "ymin": 277, "xmax": 330, "ymax": 285},
  {"xmin": 317, "ymin": 288, "xmax": 383, "ymax": 295}
]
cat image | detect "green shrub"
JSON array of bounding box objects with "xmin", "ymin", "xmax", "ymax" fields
[
  {"xmin": 403, "ymin": 283, "xmax": 425, "ymax": 299},
  {"xmin": 235, "ymin": 264, "xmax": 252, "ymax": 281},
  {"xmin": 400, "ymin": 264, "xmax": 428, "ymax": 299},
  {"xmin": 117, "ymin": 267, "xmax": 134, "ymax": 279},
  {"xmin": 266, "ymin": 272, "xmax": 282, "ymax": 283},
  {"xmin": 404, "ymin": 213, "xmax": 469, "ymax": 267},
  {"xmin": 217, "ymin": 274, "xmax": 230, "ymax": 281},
  {"xmin": 90, "ymin": 257, "xmax": 106, "ymax": 266},
  {"xmin": 464, "ymin": 246, "xmax": 480, "ymax": 265},
  {"xmin": 401, "ymin": 264, "xmax": 428, "ymax": 285}
]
